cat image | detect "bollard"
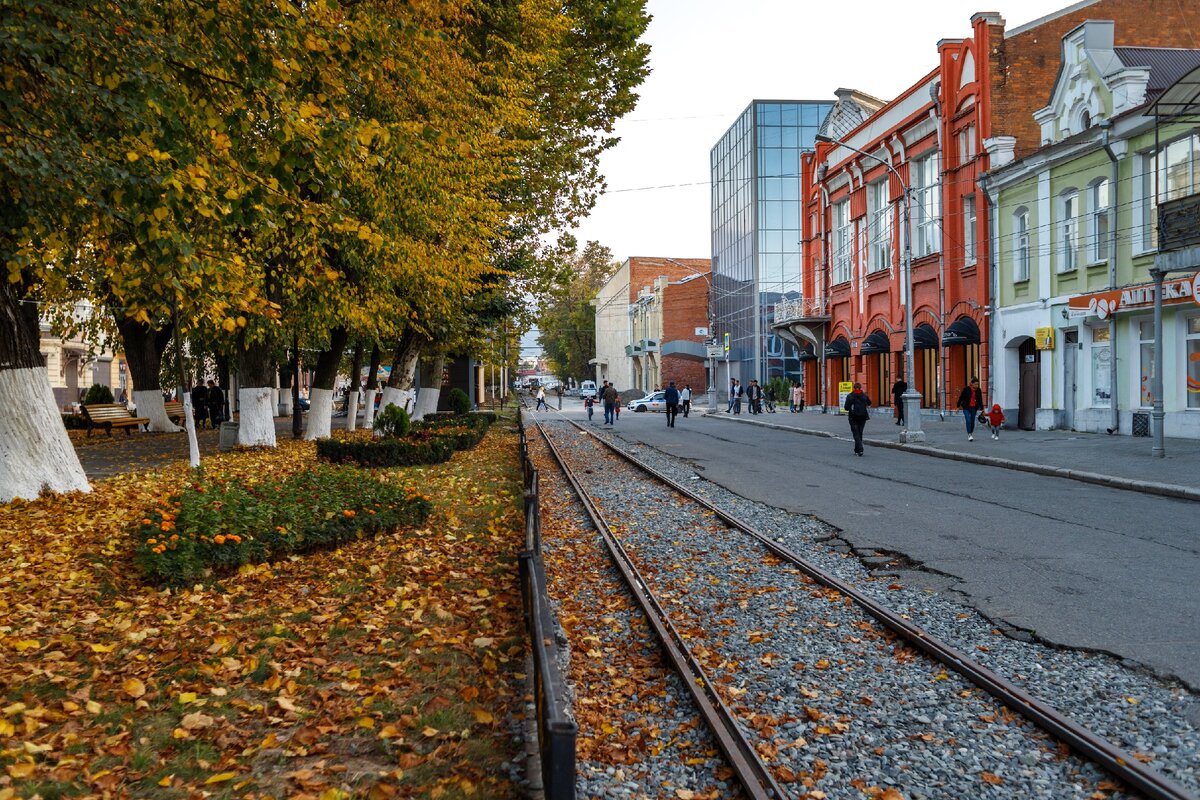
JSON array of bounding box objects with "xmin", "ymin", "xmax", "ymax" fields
[{"xmin": 218, "ymin": 420, "xmax": 240, "ymax": 451}]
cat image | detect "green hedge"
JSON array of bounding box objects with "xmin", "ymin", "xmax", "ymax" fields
[
  {"xmin": 134, "ymin": 465, "xmax": 432, "ymax": 587},
  {"xmin": 316, "ymin": 434, "xmax": 456, "ymax": 467}
]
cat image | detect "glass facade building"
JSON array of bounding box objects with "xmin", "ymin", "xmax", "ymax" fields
[{"xmin": 710, "ymin": 100, "xmax": 831, "ymax": 391}]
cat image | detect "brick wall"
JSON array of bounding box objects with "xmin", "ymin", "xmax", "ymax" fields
[
  {"xmin": 990, "ymin": 0, "xmax": 1200, "ymax": 157},
  {"xmin": 627, "ymin": 256, "xmax": 711, "ymax": 300},
  {"xmin": 660, "ymin": 273, "xmax": 711, "ymax": 391}
]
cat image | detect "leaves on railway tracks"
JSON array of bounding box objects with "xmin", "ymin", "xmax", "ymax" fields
[
  {"xmin": 980, "ymin": 770, "xmax": 1005, "ymax": 785},
  {"xmin": 0, "ymin": 427, "xmax": 526, "ymax": 797}
]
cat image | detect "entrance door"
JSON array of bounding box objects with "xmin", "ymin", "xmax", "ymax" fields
[
  {"xmin": 1062, "ymin": 330, "xmax": 1078, "ymax": 430},
  {"xmin": 1018, "ymin": 339, "xmax": 1038, "ymax": 430}
]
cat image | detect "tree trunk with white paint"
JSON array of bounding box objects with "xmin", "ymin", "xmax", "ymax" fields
[
  {"xmin": 411, "ymin": 353, "xmax": 446, "ymax": 420},
  {"xmin": 380, "ymin": 386, "xmax": 415, "ymax": 415},
  {"xmin": 360, "ymin": 344, "xmax": 382, "ymax": 430},
  {"xmin": 303, "ymin": 327, "xmax": 347, "ymax": 441},
  {"xmin": 383, "ymin": 329, "xmax": 424, "ymax": 416},
  {"xmin": 344, "ymin": 343, "xmax": 364, "ymax": 432},
  {"xmin": 345, "ymin": 390, "xmax": 360, "ymax": 431},
  {"xmin": 0, "ymin": 280, "xmax": 90, "ymax": 501},
  {"xmin": 237, "ymin": 338, "xmax": 276, "ymax": 447},
  {"xmin": 115, "ymin": 315, "xmax": 179, "ymax": 432},
  {"xmin": 277, "ymin": 364, "xmax": 293, "ymax": 416}
]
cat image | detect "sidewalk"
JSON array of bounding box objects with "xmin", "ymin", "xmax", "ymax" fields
[{"xmin": 704, "ymin": 405, "xmax": 1200, "ymax": 501}]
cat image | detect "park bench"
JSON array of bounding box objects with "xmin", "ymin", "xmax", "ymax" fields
[
  {"xmin": 81, "ymin": 403, "xmax": 149, "ymax": 437},
  {"xmin": 163, "ymin": 400, "xmax": 186, "ymax": 426}
]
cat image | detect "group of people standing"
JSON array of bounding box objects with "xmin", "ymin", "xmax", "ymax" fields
[
  {"xmin": 662, "ymin": 381, "xmax": 692, "ymax": 427},
  {"xmin": 189, "ymin": 380, "xmax": 227, "ymax": 429},
  {"xmin": 848, "ymin": 375, "xmax": 1007, "ymax": 456}
]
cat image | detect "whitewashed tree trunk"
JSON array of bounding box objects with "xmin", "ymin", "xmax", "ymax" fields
[
  {"xmin": 0, "ymin": 367, "xmax": 91, "ymax": 501},
  {"xmin": 345, "ymin": 390, "xmax": 360, "ymax": 431},
  {"xmin": 237, "ymin": 387, "xmax": 276, "ymax": 447},
  {"xmin": 380, "ymin": 386, "xmax": 415, "ymax": 415},
  {"xmin": 278, "ymin": 390, "xmax": 293, "ymax": 417},
  {"xmin": 304, "ymin": 387, "xmax": 334, "ymax": 440},
  {"xmin": 361, "ymin": 388, "xmax": 378, "ymax": 430},
  {"xmin": 411, "ymin": 388, "xmax": 440, "ymax": 420},
  {"xmin": 133, "ymin": 389, "xmax": 182, "ymax": 433},
  {"xmin": 180, "ymin": 394, "xmax": 200, "ymax": 468}
]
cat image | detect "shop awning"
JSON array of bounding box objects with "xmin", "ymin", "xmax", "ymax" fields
[
  {"xmin": 942, "ymin": 317, "xmax": 980, "ymax": 346},
  {"xmin": 859, "ymin": 330, "xmax": 891, "ymax": 355},
  {"xmin": 902, "ymin": 324, "xmax": 939, "ymax": 351},
  {"xmin": 824, "ymin": 337, "xmax": 850, "ymax": 358}
]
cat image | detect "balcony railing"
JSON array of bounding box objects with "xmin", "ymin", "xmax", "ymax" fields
[{"xmin": 773, "ymin": 296, "xmax": 830, "ymax": 324}]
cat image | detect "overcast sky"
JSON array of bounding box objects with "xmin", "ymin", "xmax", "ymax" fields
[{"xmin": 568, "ymin": 0, "xmax": 1062, "ymax": 261}]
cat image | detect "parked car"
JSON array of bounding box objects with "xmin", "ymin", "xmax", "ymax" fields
[
  {"xmin": 579, "ymin": 380, "xmax": 597, "ymax": 399},
  {"xmin": 626, "ymin": 391, "xmax": 666, "ymax": 413}
]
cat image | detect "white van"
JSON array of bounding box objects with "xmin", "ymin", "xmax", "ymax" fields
[{"xmin": 579, "ymin": 380, "xmax": 597, "ymax": 399}]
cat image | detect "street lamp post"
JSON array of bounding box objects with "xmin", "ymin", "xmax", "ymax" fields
[{"xmin": 815, "ymin": 135, "xmax": 925, "ymax": 443}]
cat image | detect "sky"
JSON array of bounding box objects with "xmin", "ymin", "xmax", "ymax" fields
[{"xmin": 568, "ymin": 0, "xmax": 1062, "ymax": 261}]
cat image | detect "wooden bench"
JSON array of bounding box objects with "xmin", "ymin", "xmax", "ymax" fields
[
  {"xmin": 81, "ymin": 403, "xmax": 149, "ymax": 437},
  {"xmin": 163, "ymin": 400, "xmax": 186, "ymax": 426}
]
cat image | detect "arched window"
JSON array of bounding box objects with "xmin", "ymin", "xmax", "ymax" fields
[{"xmin": 1079, "ymin": 108, "xmax": 1092, "ymax": 130}]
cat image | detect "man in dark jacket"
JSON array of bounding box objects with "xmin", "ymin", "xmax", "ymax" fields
[
  {"xmin": 190, "ymin": 381, "xmax": 210, "ymax": 429},
  {"xmin": 664, "ymin": 381, "xmax": 680, "ymax": 427},
  {"xmin": 601, "ymin": 382, "xmax": 618, "ymax": 425},
  {"xmin": 843, "ymin": 382, "xmax": 871, "ymax": 456},
  {"xmin": 891, "ymin": 376, "xmax": 907, "ymax": 425},
  {"xmin": 206, "ymin": 380, "xmax": 225, "ymax": 427}
]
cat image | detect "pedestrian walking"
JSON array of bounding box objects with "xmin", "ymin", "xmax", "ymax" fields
[
  {"xmin": 664, "ymin": 381, "xmax": 680, "ymax": 427},
  {"xmin": 891, "ymin": 375, "xmax": 907, "ymax": 425},
  {"xmin": 190, "ymin": 381, "xmax": 210, "ymax": 429},
  {"xmin": 746, "ymin": 380, "xmax": 761, "ymax": 414},
  {"xmin": 535, "ymin": 385, "xmax": 548, "ymax": 411},
  {"xmin": 843, "ymin": 382, "xmax": 871, "ymax": 456},
  {"xmin": 614, "ymin": 393, "xmax": 621, "ymax": 421},
  {"xmin": 585, "ymin": 395, "xmax": 594, "ymax": 421},
  {"xmin": 733, "ymin": 380, "xmax": 743, "ymax": 414},
  {"xmin": 985, "ymin": 403, "xmax": 1005, "ymax": 440},
  {"xmin": 956, "ymin": 377, "xmax": 983, "ymax": 441},
  {"xmin": 602, "ymin": 382, "xmax": 617, "ymax": 425},
  {"xmin": 680, "ymin": 384, "xmax": 692, "ymax": 418},
  {"xmin": 726, "ymin": 378, "xmax": 738, "ymax": 413},
  {"xmin": 556, "ymin": 384, "xmax": 563, "ymax": 410},
  {"xmin": 206, "ymin": 380, "xmax": 225, "ymax": 426},
  {"xmin": 790, "ymin": 382, "xmax": 804, "ymax": 413}
]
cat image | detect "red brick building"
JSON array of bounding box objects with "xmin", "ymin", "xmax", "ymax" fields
[{"xmin": 780, "ymin": 0, "xmax": 1200, "ymax": 412}]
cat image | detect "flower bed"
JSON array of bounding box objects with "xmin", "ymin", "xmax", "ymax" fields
[
  {"xmin": 134, "ymin": 464, "xmax": 432, "ymax": 586},
  {"xmin": 317, "ymin": 413, "xmax": 495, "ymax": 467},
  {"xmin": 412, "ymin": 412, "xmax": 493, "ymax": 451}
]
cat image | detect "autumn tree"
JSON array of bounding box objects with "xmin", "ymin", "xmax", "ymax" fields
[{"xmin": 537, "ymin": 240, "xmax": 616, "ymax": 381}]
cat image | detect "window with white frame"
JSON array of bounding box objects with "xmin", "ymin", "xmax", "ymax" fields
[
  {"xmin": 868, "ymin": 181, "xmax": 891, "ymax": 272},
  {"xmin": 957, "ymin": 124, "xmax": 976, "ymax": 165},
  {"xmin": 1013, "ymin": 207, "xmax": 1030, "ymax": 282},
  {"xmin": 1188, "ymin": 316, "xmax": 1200, "ymax": 409},
  {"xmin": 962, "ymin": 194, "xmax": 977, "ymax": 266},
  {"xmin": 913, "ymin": 154, "xmax": 939, "ymax": 257},
  {"xmin": 1091, "ymin": 325, "xmax": 1111, "ymax": 406},
  {"xmin": 1059, "ymin": 190, "xmax": 1079, "ymax": 273},
  {"xmin": 832, "ymin": 200, "xmax": 851, "ymax": 284},
  {"xmin": 1137, "ymin": 152, "xmax": 1158, "ymax": 252},
  {"xmin": 1139, "ymin": 320, "xmax": 1155, "ymax": 407},
  {"xmin": 1088, "ymin": 178, "xmax": 1110, "ymax": 263}
]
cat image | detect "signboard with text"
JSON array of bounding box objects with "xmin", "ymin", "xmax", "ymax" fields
[
  {"xmin": 1068, "ymin": 275, "xmax": 1200, "ymax": 319},
  {"xmin": 837, "ymin": 381, "xmax": 853, "ymax": 413}
]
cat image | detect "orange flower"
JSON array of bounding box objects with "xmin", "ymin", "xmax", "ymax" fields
[
  {"xmin": 229, "ymin": 535, "xmax": 241, "ymax": 543},
  {"xmin": 169, "ymin": 534, "xmax": 179, "ymax": 541},
  {"xmin": 160, "ymin": 522, "xmax": 174, "ymax": 532},
  {"xmin": 141, "ymin": 518, "xmax": 152, "ymax": 525},
  {"xmin": 147, "ymin": 538, "xmax": 157, "ymax": 546},
  {"xmin": 214, "ymin": 535, "xmax": 226, "ymax": 544},
  {"xmin": 342, "ymin": 509, "xmax": 356, "ymax": 518}
]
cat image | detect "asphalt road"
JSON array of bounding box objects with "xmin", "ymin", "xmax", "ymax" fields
[{"xmin": 555, "ymin": 403, "xmax": 1200, "ymax": 689}]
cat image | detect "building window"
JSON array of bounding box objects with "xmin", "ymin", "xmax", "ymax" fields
[
  {"xmin": 868, "ymin": 181, "xmax": 891, "ymax": 272},
  {"xmin": 957, "ymin": 124, "xmax": 976, "ymax": 165},
  {"xmin": 1139, "ymin": 320, "xmax": 1155, "ymax": 407},
  {"xmin": 962, "ymin": 194, "xmax": 976, "ymax": 266},
  {"xmin": 1013, "ymin": 207, "xmax": 1030, "ymax": 282},
  {"xmin": 1088, "ymin": 178, "xmax": 1109, "ymax": 264},
  {"xmin": 1059, "ymin": 191, "xmax": 1079, "ymax": 273},
  {"xmin": 833, "ymin": 200, "xmax": 851, "ymax": 284},
  {"xmin": 913, "ymin": 154, "xmax": 940, "ymax": 257},
  {"xmin": 1188, "ymin": 317, "xmax": 1200, "ymax": 409},
  {"xmin": 1092, "ymin": 326, "xmax": 1111, "ymax": 407},
  {"xmin": 1160, "ymin": 133, "xmax": 1200, "ymax": 201},
  {"xmin": 1138, "ymin": 153, "xmax": 1158, "ymax": 252}
]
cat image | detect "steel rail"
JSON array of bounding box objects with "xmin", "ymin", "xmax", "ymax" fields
[
  {"xmin": 565, "ymin": 417, "xmax": 1198, "ymax": 800},
  {"xmin": 531, "ymin": 418, "xmax": 789, "ymax": 800}
]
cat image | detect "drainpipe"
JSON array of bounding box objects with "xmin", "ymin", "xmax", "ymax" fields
[
  {"xmin": 929, "ymin": 94, "xmax": 948, "ymax": 420},
  {"xmin": 979, "ymin": 172, "xmax": 999, "ymax": 409},
  {"xmin": 1101, "ymin": 120, "xmax": 1120, "ymax": 434},
  {"xmin": 818, "ymin": 168, "xmax": 831, "ymax": 412}
]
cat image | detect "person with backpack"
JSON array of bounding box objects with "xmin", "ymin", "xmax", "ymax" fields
[
  {"xmin": 843, "ymin": 382, "xmax": 872, "ymax": 457},
  {"xmin": 664, "ymin": 381, "xmax": 680, "ymax": 428}
]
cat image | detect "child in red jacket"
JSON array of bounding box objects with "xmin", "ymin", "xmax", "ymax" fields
[{"xmin": 985, "ymin": 404, "xmax": 1005, "ymax": 440}]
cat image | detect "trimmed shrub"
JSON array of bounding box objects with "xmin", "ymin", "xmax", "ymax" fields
[
  {"xmin": 316, "ymin": 433, "xmax": 455, "ymax": 468},
  {"xmin": 133, "ymin": 464, "xmax": 432, "ymax": 587},
  {"xmin": 374, "ymin": 402, "xmax": 411, "ymax": 437},
  {"xmin": 446, "ymin": 387, "xmax": 471, "ymax": 415},
  {"xmin": 82, "ymin": 383, "xmax": 115, "ymax": 405}
]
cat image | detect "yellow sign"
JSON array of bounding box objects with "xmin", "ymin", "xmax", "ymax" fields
[
  {"xmin": 837, "ymin": 381, "xmax": 854, "ymax": 413},
  {"xmin": 1035, "ymin": 327, "xmax": 1055, "ymax": 350}
]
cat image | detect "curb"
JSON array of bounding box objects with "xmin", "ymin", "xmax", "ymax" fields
[{"xmin": 702, "ymin": 412, "xmax": 1200, "ymax": 503}]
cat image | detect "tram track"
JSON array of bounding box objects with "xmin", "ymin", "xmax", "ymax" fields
[{"xmin": 527, "ymin": 410, "xmax": 1198, "ymax": 800}]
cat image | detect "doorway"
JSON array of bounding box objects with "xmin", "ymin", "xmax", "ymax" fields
[
  {"xmin": 1018, "ymin": 338, "xmax": 1039, "ymax": 430},
  {"xmin": 1062, "ymin": 330, "xmax": 1078, "ymax": 430}
]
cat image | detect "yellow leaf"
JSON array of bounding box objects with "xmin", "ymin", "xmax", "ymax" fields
[
  {"xmin": 276, "ymin": 696, "xmax": 299, "ymax": 713},
  {"xmin": 378, "ymin": 724, "xmax": 401, "ymax": 739},
  {"xmin": 122, "ymin": 678, "xmax": 146, "ymax": 698},
  {"xmin": 11, "ymin": 639, "xmax": 40, "ymax": 652},
  {"xmin": 178, "ymin": 692, "xmax": 198, "ymax": 704},
  {"xmin": 205, "ymin": 771, "xmax": 237, "ymax": 784},
  {"xmin": 126, "ymin": 151, "xmax": 139, "ymax": 162},
  {"xmin": 181, "ymin": 712, "xmax": 215, "ymax": 730},
  {"xmin": 600, "ymin": 722, "xmax": 615, "ymax": 734},
  {"xmin": 6, "ymin": 761, "xmax": 34, "ymax": 778},
  {"xmin": 153, "ymin": 207, "xmax": 169, "ymax": 222},
  {"xmin": 472, "ymin": 709, "xmax": 494, "ymax": 725},
  {"xmin": 421, "ymin": 726, "xmax": 439, "ymax": 738},
  {"xmin": 86, "ymin": 701, "xmax": 102, "ymax": 715},
  {"xmin": 357, "ymin": 716, "xmax": 375, "ymax": 729},
  {"xmin": 221, "ymin": 318, "xmax": 237, "ymax": 333},
  {"xmin": 0, "ymin": 720, "xmax": 14, "ymax": 737},
  {"xmin": 325, "ymin": 269, "xmax": 340, "ymax": 281},
  {"xmin": 158, "ymin": 775, "xmax": 174, "ymax": 787},
  {"xmin": 90, "ymin": 643, "xmax": 116, "ymax": 653}
]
